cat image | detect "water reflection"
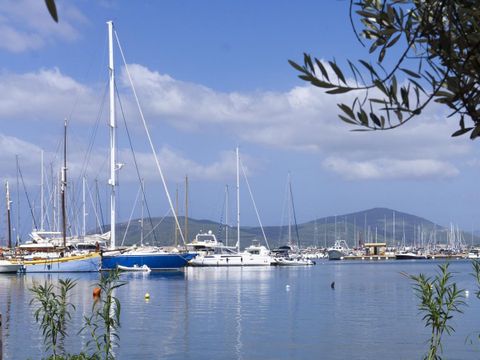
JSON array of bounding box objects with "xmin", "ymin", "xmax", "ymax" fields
[
  {"xmin": 234, "ymin": 275, "xmax": 243, "ymax": 360},
  {"xmin": 1, "ymin": 263, "xmax": 480, "ymax": 359}
]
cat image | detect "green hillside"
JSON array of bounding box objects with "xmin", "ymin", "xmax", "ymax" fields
[{"xmin": 96, "ymin": 207, "xmax": 479, "ymax": 249}]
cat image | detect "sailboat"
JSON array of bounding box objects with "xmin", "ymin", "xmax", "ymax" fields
[
  {"xmin": 18, "ymin": 121, "xmax": 101, "ymax": 273},
  {"xmin": 189, "ymin": 147, "xmax": 274, "ymax": 266},
  {"xmin": 99, "ymin": 21, "xmax": 196, "ymax": 271},
  {"xmin": 0, "ymin": 181, "xmax": 25, "ymax": 274},
  {"xmin": 272, "ymin": 173, "xmax": 314, "ymax": 266}
]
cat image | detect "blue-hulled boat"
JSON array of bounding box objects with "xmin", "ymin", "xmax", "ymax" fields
[
  {"xmin": 101, "ymin": 248, "xmax": 196, "ymax": 271},
  {"xmin": 100, "ymin": 22, "xmax": 196, "ymax": 271}
]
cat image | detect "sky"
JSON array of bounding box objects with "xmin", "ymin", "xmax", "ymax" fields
[{"xmin": 0, "ymin": 0, "xmax": 479, "ymax": 240}]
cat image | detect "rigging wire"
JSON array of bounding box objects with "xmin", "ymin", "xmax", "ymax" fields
[
  {"xmin": 278, "ymin": 177, "xmax": 289, "ymax": 244},
  {"xmin": 289, "ymin": 178, "xmax": 301, "ymax": 248},
  {"xmin": 17, "ymin": 159, "xmax": 38, "ymax": 230},
  {"xmin": 114, "ymin": 27, "xmax": 186, "ymax": 246},
  {"xmin": 121, "ymin": 183, "xmax": 142, "ymax": 246},
  {"xmin": 85, "ymin": 177, "xmax": 105, "ymax": 233},
  {"xmin": 115, "ymin": 81, "xmax": 159, "ymax": 245},
  {"xmin": 95, "ymin": 179, "xmax": 106, "ymax": 232},
  {"xmin": 143, "ymin": 208, "xmax": 172, "ymax": 242},
  {"xmin": 239, "ymin": 158, "xmax": 270, "ymax": 250}
]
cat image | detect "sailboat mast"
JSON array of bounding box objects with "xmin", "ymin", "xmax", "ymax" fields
[
  {"xmin": 61, "ymin": 119, "xmax": 67, "ymax": 249},
  {"xmin": 185, "ymin": 175, "xmax": 188, "ymax": 243},
  {"xmin": 15, "ymin": 155, "xmax": 20, "ymax": 246},
  {"xmin": 225, "ymin": 184, "xmax": 229, "ymax": 246},
  {"xmin": 174, "ymin": 183, "xmax": 178, "ymax": 247},
  {"xmin": 108, "ymin": 20, "xmax": 116, "ymax": 250},
  {"xmin": 236, "ymin": 147, "xmax": 240, "ymax": 253},
  {"xmin": 141, "ymin": 179, "xmax": 145, "ymax": 247},
  {"xmin": 288, "ymin": 172, "xmax": 292, "ymax": 246},
  {"xmin": 40, "ymin": 150, "xmax": 44, "ymax": 231},
  {"xmin": 6, "ymin": 181, "xmax": 11, "ymax": 249},
  {"xmin": 82, "ymin": 176, "xmax": 86, "ymax": 238},
  {"xmin": 392, "ymin": 211, "xmax": 396, "ymax": 248}
]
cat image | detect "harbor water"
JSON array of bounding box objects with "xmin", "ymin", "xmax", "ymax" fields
[{"xmin": 2, "ymin": 260, "xmax": 480, "ymax": 359}]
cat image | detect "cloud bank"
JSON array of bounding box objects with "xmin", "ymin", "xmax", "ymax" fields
[
  {"xmin": 0, "ymin": 0, "xmax": 86, "ymax": 52},
  {"xmin": 0, "ymin": 63, "xmax": 471, "ymax": 182}
]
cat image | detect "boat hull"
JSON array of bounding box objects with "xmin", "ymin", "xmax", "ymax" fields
[
  {"xmin": 0, "ymin": 263, "xmax": 24, "ymax": 273},
  {"xmin": 22, "ymin": 253, "xmax": 101, "ymax": 273},
  {"xmin": 189, "ymin": 254, "xmax": 273, "ymax": 266},
  {"xmin": 117, "ymin": 264, "xmax": 151, "ymax": 272},
  {"xmin": 395, "ymin": 253, "xmax": 427, "ymax": 260},
  {"xmin": 273, "ymin": 258, "xmax": 315, "ymax": 266},
  {"xmin": 328, "ymin": 249, "xmax": 347, "ymax": 260},
  {"xmin": 101, "ymin": 252, "xmax": 196, "ymax": 271}
]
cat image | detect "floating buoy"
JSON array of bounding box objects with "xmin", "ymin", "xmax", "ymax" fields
[
  {"xmin": 145, "ymin": 292, "xmax": 150, "ymax": 300},
  {"xmin": 465, "ymin": 290, "xmax": 470, "ymax": 297},
  {"xmin": 331, "ymin": 281, "xmax": 335, "ymax": 289},
  {"xmin": 285, "ymin": 285, "xmax": 290, "ymax": 291},
  {"xmin": 93, "ymin": 287, "xmax": 101, "ymax": 299}
]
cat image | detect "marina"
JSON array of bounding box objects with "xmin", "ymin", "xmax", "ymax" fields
[
  {"xmin": 1, "ymin": 260, "xmax": 480, "ymax": 359},
  {"xmin": 0, "ymin": 2, "xmax": 479, "ymax": 359}
]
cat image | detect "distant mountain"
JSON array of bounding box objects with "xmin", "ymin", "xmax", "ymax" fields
[{"xmin": 95, "ymin": 207, "xmax": 479, "ymax": 249}]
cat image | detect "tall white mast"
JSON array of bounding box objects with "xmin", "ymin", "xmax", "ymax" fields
[
  {"xmin": 392, "ymin": 210, "xmax": 396, "ymax": 247},
  {"xmin": 40, "ymin": 150, "xmax": 44, "ymax": 231},
  {"xmin": 141, "ymin": 179, "xmax": 145, "ymax": 247},
  {"xmin": 185, "ymin": 175, "xmax": 188, "ymax": 244},
  {"xmin": 6, "ymin": 181, "xmax": 11, "ymax": 249},
  {"xmin": 82, "ymin": 176, "xmax": 86, "ymax": 238},
  {"xmin": 108, "ymin": 20, "xmax": 116, "ymax": 250},
  {"xmin": 288, "ymin": 172, "xmax": 292, "ymax": 246},
  {"xmin": 61, "ymin": 119, "xmax": 67, "ymax": 248},
  {"xmin": 236, "ymin": 147, "xmax": 240, "ymax": 253},
  {"xmin": 225, "ymin": 184, "xmax": 229, "ymax": 246}
]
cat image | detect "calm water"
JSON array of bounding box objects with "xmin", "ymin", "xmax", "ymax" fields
[{"xmin": 2, "ymin": 260, "xmax": 480, "ymax": 359}]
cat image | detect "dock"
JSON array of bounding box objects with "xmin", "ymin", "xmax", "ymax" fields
[{"xmin": 334, "ymin": 254, "xmax": 467, "ymax": 261}]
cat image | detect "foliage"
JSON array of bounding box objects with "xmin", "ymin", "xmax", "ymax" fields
[
  {"xmin": 473, "ymin": 259, "xmax": 480, "ymax": 299},
  {"xmin": 289, "ymin": 0, "xmax": 480, "ymax": 138},
  {"xmin": 406, "ymin": 263, "xmax": 465, "ymax": 359},
  {"xmin": 30, "ymin": 279, "xmax": 77, "ymax": 358},
  {"xmin": 29, "ymin": 271, "xmax": 127, "ymax": 360},
  {"xmin": 81, "ymin": 270, "xmax": 127, "ymax": 360},
  {"xmin": 45, "ymin": 0, "xmax": 58, "ymax": 22}
]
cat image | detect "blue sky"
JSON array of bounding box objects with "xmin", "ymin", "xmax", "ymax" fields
[{"xmin": 0, "ymin": 0, "xmax": 478, "ymax": 239}]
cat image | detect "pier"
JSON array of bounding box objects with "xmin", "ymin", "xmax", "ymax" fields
[{"xmin": 334, "ymin": 254, "xmax": 467, "ymax": 261}]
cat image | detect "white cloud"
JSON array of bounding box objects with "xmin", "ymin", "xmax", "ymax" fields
[
  {"xmin": 0, "ymin": 0, "xmax": 86, "ymax": 53},
  {"xmin": 51, "ymin": 145, "xmax": 239, "ymax": 185},
  {"xmin": 323, "ymin": 157, "xmax": 459, "ymax": 180},
  {"xmin": 0, "ymin": 68, "xmax": 98, "ymax": 122},
  {"xmin": 120, "ymin": 64, "xmax": 471, "ymax": 180},
  {"xmin": 0, "ymin": 134, "xmax": 43, "ymax": 184},
  {"xmin": 114, "ymin": 147, "xmax": 241, "ymax": 183},
  {"xmin": 0, "ymin": 63, "xmax": 472, "ymax": 182}
]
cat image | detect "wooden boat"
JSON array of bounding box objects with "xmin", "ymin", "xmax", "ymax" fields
[
  {"xmin": 21, "ymin": 252, "xmax": 101, "ymax": 273},
  {"xmin": 0, "ymin": 260, "xmax": 24, "ymax": 273}
]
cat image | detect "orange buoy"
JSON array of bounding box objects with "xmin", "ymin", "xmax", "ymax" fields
[{"xmin": 93, "ymin": 287, "xmax": 101, "ymax": 298}]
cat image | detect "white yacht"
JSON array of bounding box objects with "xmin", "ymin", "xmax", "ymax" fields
[
  {"xmin": 186, "ymin": 230, "xmax": 236, "ymax": 256},
  {"xmin": 189, "ymin": 240, "xmax": 274, "ymax": 266},
  {"xmin": 395, "ymin": 250, "xmax": 428, "ymax": 260},
  {"xmin": 189, "ymin": 148, "xmax": 274, "ymax": 267},
  {"xmin": 468, "ymin": 248, "xmax": 480, "ymax": 259}
]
